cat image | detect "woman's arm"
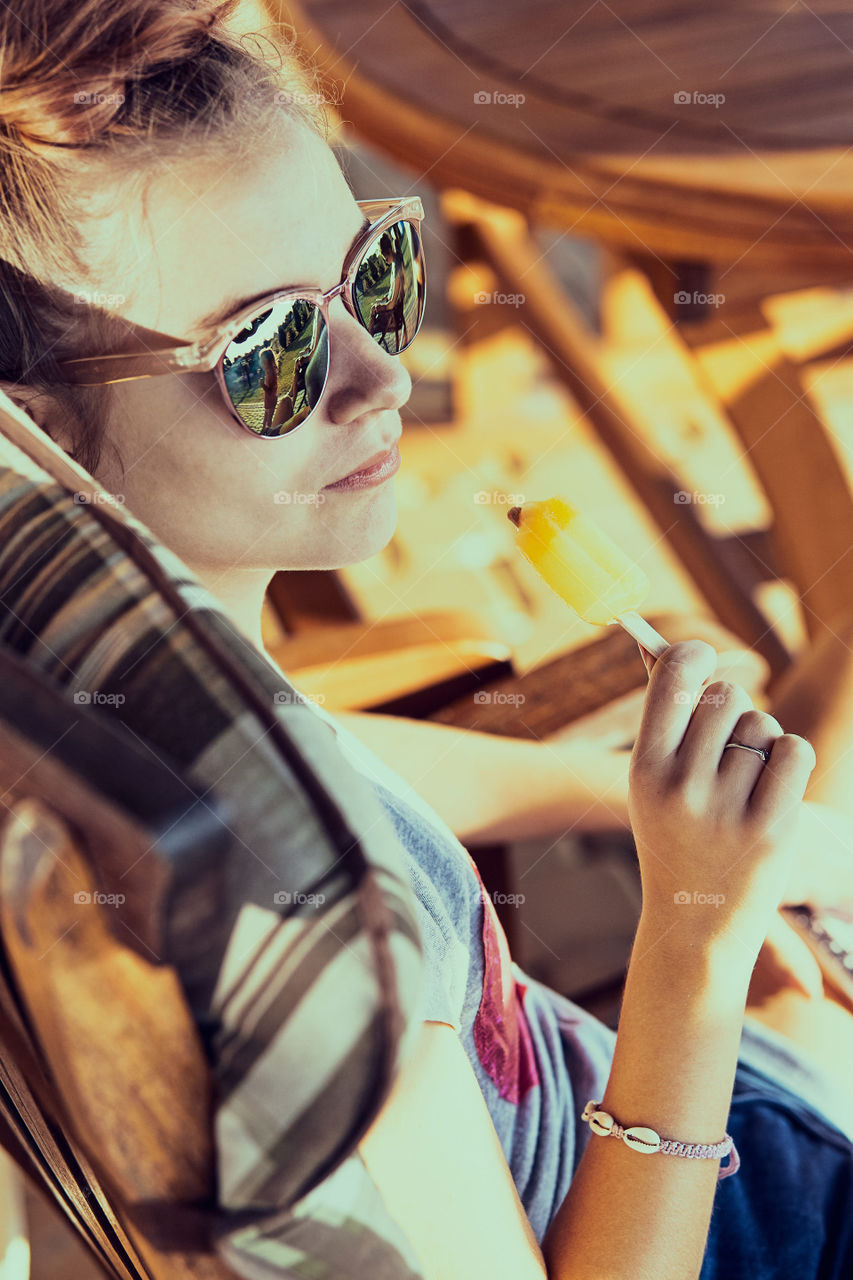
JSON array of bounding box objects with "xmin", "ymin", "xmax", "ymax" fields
[
  {"xmin": 360, "ymin": 931, "xmax": 750, "ymax": 1280},
  {"xmin": 329, "ymin": 630, "xmax": 768, "ymax": 845},
  {"xmin": 360, "ymin": 644, "xmax": 816, "ymax": 1280},
  {"xmin": 335, "ymin": 710, "xmax": 845, "ymax": 912},
  {"xmin": 333, "ymin": 710, "xmax": 631, "ymax": 843},
  {"xmin": 542, "ymin": 921, "xmax": 749, "ymax": 1279},
  {"xmin": 360, "ymin": 1020, "xmax": 547, "ymax": 1279}
]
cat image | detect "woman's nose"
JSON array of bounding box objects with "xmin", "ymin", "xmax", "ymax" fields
[{"xmin": 320, "ymin": 307, "xmax": 412, "ymax": 425}]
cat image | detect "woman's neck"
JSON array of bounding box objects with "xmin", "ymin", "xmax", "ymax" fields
[{"xmin": 188, "ymin": 563, "xmax": 274, "ymax": 650}]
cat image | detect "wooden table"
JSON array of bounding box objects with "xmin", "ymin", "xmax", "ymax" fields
[
  {"xmin": 282, "ymin": 0, "xmax": 853, "ymax": 281},
  {"xmin": 263, "ymin": 0, "xmax": 853, "ymax": 675}
]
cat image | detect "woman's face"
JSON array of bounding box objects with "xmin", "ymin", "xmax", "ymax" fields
[{"xmin": 64, "ymin": 118, "xmax": 412, "ymax": 575}]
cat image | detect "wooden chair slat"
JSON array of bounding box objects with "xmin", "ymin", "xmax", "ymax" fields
[
  {"xmin": 683, "ymin": 306, "xmax": 853, "ymax": 642},
  {"xmin": 0, "ymin": 646, "xmax": 241, "ymax": 1278},
  {"xmin": 0, "ymin": 939, "xmax": 150, "ymax": 1278},
  {"xmin": 439, "ymin": 189, "xmax": 791, "ymax": 673}
]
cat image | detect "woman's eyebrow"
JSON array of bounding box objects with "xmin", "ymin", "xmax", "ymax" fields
[{"xmin": 194, "ymin": 215, "xmax": 372, "ymax": 334}]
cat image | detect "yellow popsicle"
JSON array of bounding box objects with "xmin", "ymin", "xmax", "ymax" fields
[{"xmin": 507, "ymin": 497, "xmax": 668, "ymax": 656}]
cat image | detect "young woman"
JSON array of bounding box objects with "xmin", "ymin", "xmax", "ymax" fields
[
  {"xmin": 369, "ymin": 230, "xmax": 407, "ymax": 352},
  {"xmin": 1, "ymin": 3, "xmax": 852, "ymax": 1277},
  {"xmin": 259, "ymin": 345, "xmax": 280, "ymax": 432}
]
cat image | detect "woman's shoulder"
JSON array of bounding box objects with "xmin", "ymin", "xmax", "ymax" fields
[{"xmin": 295, "ymin": 698, "xmax": 482, "ymax": 1029}]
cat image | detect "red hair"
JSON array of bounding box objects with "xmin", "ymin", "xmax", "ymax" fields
[
  {"xmin": 1, "ymin": 2, "xmax": 234, "ymax": 150},
  {"xmin": 0, "ymin": 0, "xmax": 333, "ymax": 470}
]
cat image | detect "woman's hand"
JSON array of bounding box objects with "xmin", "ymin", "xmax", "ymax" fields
[
  {"xmin": 629, "ymin": 641, "xmax": 817, "ymax": 965},
  {"xmin": 548, "ymin": 636, "xmax": 768, "ymax": 755}
]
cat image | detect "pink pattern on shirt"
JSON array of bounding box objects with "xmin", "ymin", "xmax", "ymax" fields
[{"xmin": 469, "ymin": 859, "xmax": 541, "ymax": 1103}]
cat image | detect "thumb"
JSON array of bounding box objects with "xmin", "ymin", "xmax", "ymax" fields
[{"xmin": 637, "ymin": 643, "xmax": 657, "ymax": 678}]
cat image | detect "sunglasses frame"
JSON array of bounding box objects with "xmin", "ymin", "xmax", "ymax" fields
[{"xmin": 55, "ymin": 195, "xmax": 426, "ymax": 438}]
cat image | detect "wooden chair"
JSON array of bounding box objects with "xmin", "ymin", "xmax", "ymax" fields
[
  {"xmin": 266, "ymin": 606, "xmax": 516, "ymax": 716},
  {"xmin": 437, "ymin": 188, "xmax": 853, "ymax": 680},
  {"xmin": 259, "ymin": 0, "xmax": 853, "ymax": 684},
  {"xmin": 601, "ymin": 260, "xmax": 853, "ymax": 653},
  {"xmin": 0, "ymin": 645, "xmax": 238, "ymax": 1279},
  {"xmin": 273, "ymin": 190, "xmax": 853, "ymax": 690}
]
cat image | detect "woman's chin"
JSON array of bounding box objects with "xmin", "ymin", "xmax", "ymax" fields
[
  {"xmin": 257, "ymin": 484, "xmax": 400, "ymax": 571},
  {"xmin": 322, "ymin": 485, "xmax": 398, "ymax": 566}
]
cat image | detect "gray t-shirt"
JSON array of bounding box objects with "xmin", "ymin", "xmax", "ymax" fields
[
  {"xmin": 301, "ymin": 701, "xmax": 853, "ymax": 1270},
  {"xmin": 307, "ymin": 702, "xmax": 616, "ymax": 1241}
]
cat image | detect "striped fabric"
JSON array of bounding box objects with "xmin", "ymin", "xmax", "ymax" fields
[{"xmin": 0, "ymin": 390, "xmax": 426, "ymax": 1279}]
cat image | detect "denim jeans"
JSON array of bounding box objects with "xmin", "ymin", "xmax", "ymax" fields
[{"xmin": 700, "ymin": 1019, "xmax": 853, "ymax": 1279}]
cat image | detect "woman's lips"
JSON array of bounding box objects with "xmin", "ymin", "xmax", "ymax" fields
[{"xmin": 322, "ymin": 443, "xmax": 401, "ymax": 491}]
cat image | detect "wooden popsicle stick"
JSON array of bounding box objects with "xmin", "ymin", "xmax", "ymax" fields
[{"xmin": 611, "ymin": 610, "xmax": 669, "ymax": 659}]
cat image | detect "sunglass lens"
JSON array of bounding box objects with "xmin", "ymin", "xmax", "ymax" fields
[
  {"xmin": 221, "ymin": 299, "xmax": 329, "ymax": 437},
  {"xmin": 353, "ymin": 219, "xmax": 425, "ymax": 356}
]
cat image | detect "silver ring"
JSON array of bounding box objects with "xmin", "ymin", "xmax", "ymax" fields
[{"xmin": 724, "ymin": 740, "xmax": 770, "ymax": 764}]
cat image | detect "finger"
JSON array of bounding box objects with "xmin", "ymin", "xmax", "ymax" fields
[
  {"xmin": 637, "ymin": 643, "xmax": 656, "ymax": 677},
  {"xmin": 632, "ymin": 640, "xmax": 718, "ymax": 766},
  {"xmin": 712, "ymin": 646, "xmax": 769, "ymax": 699},
  {"xmin": 718, "ymin": 708, "xmax": 783, "ymax": 796},
  {"xmin": 675, "ymin": 681, "xmax": 756, "ymax": 779},
  {"xmin": 749, "ymin": 733, "xmax": 817, "ymax": 829}
]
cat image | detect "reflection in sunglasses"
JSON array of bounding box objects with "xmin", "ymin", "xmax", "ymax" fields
[{"xmin": 222, "ymin": 218, "xmax": 424, "ymax": 437}]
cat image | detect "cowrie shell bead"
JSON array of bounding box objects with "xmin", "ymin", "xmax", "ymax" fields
[
  {"xmin": 622, "ymin": 1126, "xmax": 661, "ymax": 1153},
  {"xmin": 589, "ymin": 1110, "xmax": 614, "ymax": 1136}
]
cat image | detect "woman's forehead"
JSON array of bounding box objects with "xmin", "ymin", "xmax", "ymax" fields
[{"xmin": 80, "ymin": 123, "xmax": 362, "ymax": 339}]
